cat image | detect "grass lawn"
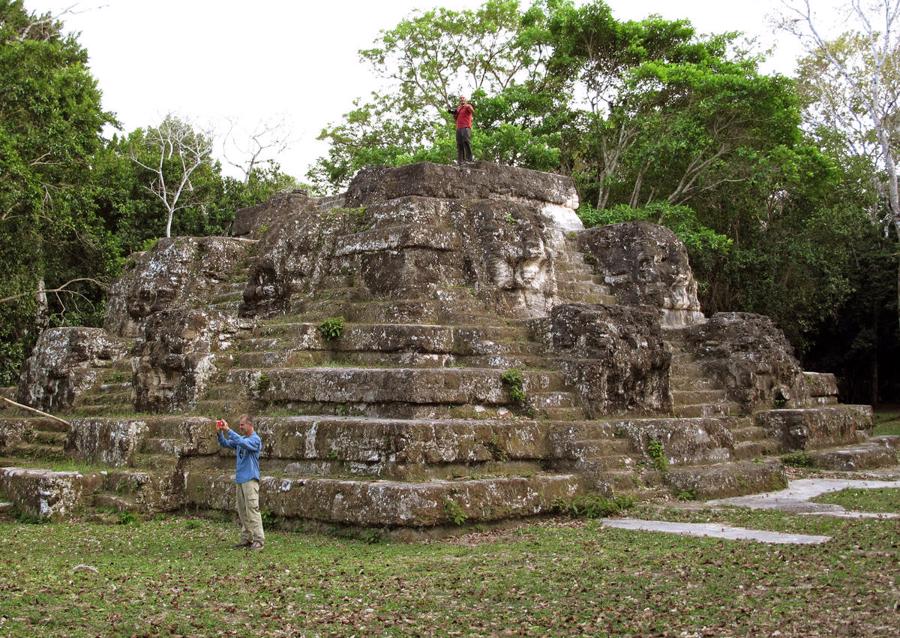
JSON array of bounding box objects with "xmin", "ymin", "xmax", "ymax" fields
[
  {"xmin": 811, "ymin": 488, "xmax": 900, "ymax": 513},
  {"xmin": 873, "ymin": 406, "xmax": 900, "ymax": 436},
  {"xmin": 0, "ymin": 507, "xmax": 897, "ymax": 637}
]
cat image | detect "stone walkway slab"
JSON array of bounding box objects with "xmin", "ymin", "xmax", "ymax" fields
[
  {"xmin": 602, "ymin": 518, "xmax": 831, "ymax": 545},
  {"xmin": 708, "ymin": 478, "xmax": 900, "ymax": 517}
]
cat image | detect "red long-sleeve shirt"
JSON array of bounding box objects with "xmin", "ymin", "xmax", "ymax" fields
[{"xmin": 452, "ymin": 103, "xmax": 474, "ymax": 129}]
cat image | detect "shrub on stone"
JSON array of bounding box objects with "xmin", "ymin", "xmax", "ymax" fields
[
  {"xmin": 318, "ymin": 317, "xmax": 345, "ymax": 341},
  {"xmin": 552, "ymin": 494, "xmax": 634, "ymax": 519},
  {"xmin": 500, "ymin": 368, "xmax": 526, "ymax": 403}
]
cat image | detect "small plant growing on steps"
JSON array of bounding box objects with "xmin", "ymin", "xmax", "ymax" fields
[
  {"xmin": 318, "ymin": 316, "xmax": 345, "ymax": 341},
  {"xmin": 254, "ymin": 373, "xmax": 271, "ymax": 397},
  {"xmin": 646, "ymin": 438, "xmax": 668, "ymax": 472},
  {"xmin": 443, "ymin": 497, "xmax": 467, "ymax": 525},
  {"xmin": 781, "ymin": 451, "xmax": 813, "ymax": 468},
  {"xmin": 552, "ymin": 494, "xmax": 634, "ymax": 519},
  {"xmin": 500, "ymin": 368, "xmax": 526, "ymax": 403}
]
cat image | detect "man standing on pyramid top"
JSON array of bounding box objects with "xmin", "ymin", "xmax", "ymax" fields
[{"xmin": 449, "ymin": 95, "xmax": 474, "ymax": 165}]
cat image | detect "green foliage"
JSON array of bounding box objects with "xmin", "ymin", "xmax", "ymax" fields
[
  {"xmin": 646, "ymin": 438, "xmax": 669, "ymax": 472},
  {"xmin": 552, "ymin": 494, "xmax": 634, "ymax": 519},
  {"xmin": 443, "ymin": 497, "xmax": 467, "ymax": 525},
  {"xmin": 781, "ymin": 451, "xmax": 813, "ymax": 468},
  {"xmin": 117, "ymin": 511, "xmax": 138, "ymax": 525},
  {"xmin": 318, "ymin": 317, "xmax": 345, "ymax": 341},
  {"xmin": 579, "ymin": 201, "xmax": 732, "ymax": 255},
  {"xmin": 253, "ymin": 373, "xmax": 271, "ymax": 397},
  {"xmin": 500, "ymin": 368, "xmax": 526, "ymax": 403}
]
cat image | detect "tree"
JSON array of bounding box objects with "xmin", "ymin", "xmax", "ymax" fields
[
  {"xmin": 222, "ymin": 117, "xmax": 294, "ymax": 183},
  {"xmin": 782, "ymin": 0, "xmax": 900, "ymax": 329},
  {"xmin": 130, "ymin": 114, "xmax": 214, "ymax": 238},
  {"xmin": 0, "ymin": 0, "xmax": 115, "ymax": 384}
]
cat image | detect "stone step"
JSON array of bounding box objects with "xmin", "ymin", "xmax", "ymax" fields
[
  {"xmin": 77, "ymin": 390, "xmax": 132, "ymax": 405},
  {"xmin": 196, "ymin": 399, "xmax": 528, "ymax": 421},
  {"xmin": 669, "ymin": 375, "xmax": 720, "ymax": 391},
  {"xmin": 528, "ymin": 391, "xmax": 579, "ymax": 410},
  {"xmin": 2, "ymin": 442, "xmax": 69, "ymax": 461},
  {"xmin": 728, "ymin": 425, "xmax": 770, "ymax": 443},
  {"xmin": 256, "ymin": 321, "xmax": 530, "ymax": 343},
  {"xmin": 184, "ymin": 471, "xmax": 581, "ymax": 527},
  {"xmin": 229, "ymin": 367, "xmax": 567, "ymax": 406},
  {"xmin": 673, "ymin": 403, "xmax": 740, "ymax": 418},
  {"xmin": 669, "ymin": 361, "xmax": 704, "ymax": 377},
  {"xmin": 540, "ymin": 407, "xmax": 588, "ymax": 421},
  {"xmin": 228, "ymin": 349, "xmax": 552, "ymax": 371},
  {"xmin": 141, "ymin": 437, "xmax": 184, "ymax": 456},
  {"xmin": 131, "ymin": 452, "xmax": 181, "ymax": 470},
  {"xmin": 96, "ymin": 382, "xmax": 132, "ymax": 393},
  {"xmin": 0, "ymin": 500, "xmax": 12, "ymax": 514},
  {"xmin": 32, "ymin": 430, "xmax": 68, "ymax": 446},
  {"xmin": 557, "ymin": 291, "xmax": 617, "ymax": 305},
  {"xmin": 1, "ymin": 416, "xmax": 70, "ymax": 433},
  {"xmin": 556, "ymin": 454, "xmax": 638, "ymax": 473},
  {"xmin": 288, "ymin": 299, "xmax": 513, "ymax": 326},
  {"xmin": 803, "ymin": 436, "xmax": 899, "ymax": 471},
  {"xmin": 561, "ymin": 438, "xmax": 636, "ymax": 458},
  {"xmin": 661, "ymin": 459, "xmax": 786, "ymax": 500},
  {"xmin": 69, "ymin": 404, "xmax": 134, "ymax": 417},
  {"xmin": 732, "ymin": 439, "xmax": 780, "ymax": 460},
  {"xmin": 671, "ymin": 390, "xmax": 727, "ymax": 405},
  {"xmin": 92, "ymin": 492, "xmax": 138, "ymax": 512},
  {"xmin": 209, "ymin": 290, "xmax": 244, "ymax": 305}
]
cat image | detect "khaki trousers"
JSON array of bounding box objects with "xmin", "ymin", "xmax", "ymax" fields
[{"xmin": 235, "ymin": 480, "xmax": 265, "ymax": 544}]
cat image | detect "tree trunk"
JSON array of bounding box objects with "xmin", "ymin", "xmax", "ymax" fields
[{"xmin": 35, "ymin": 277, "xmax": 48, "ymax": 331}]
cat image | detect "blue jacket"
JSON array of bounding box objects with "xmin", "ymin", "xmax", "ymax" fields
[{"xmin": 217, "ymin": 429, "xmax": 262, "ymax": 484}]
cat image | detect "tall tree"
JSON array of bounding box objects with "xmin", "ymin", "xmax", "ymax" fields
[
  {"xmin": 783, "ymin": 0, "xmax": 900, "ymax": 329},
  {"xmin": 0, "ymin": 0, "xmax": 114, "ymax": 383},
  {"xmin": 130, "ymin": 115, "xmax": 215, "ymax": 239}
]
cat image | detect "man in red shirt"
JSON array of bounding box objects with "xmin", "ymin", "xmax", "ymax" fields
[{"xmin": 449, "ymin": 95, "xmax": 474, "ymax": 164}]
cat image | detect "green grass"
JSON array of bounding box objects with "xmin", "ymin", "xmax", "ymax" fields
[
  {"xmin": 0, "ymin": 507, "xmax": 897, "ymax": 637},
  {"xmin": 872, "ymin": 406, "xmax": 900, "ymax": 436},
  {"xmin": 811, "ymin": 488, "xmax": 900, "ymax": 514}
]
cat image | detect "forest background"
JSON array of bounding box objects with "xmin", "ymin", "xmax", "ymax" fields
[{"xmin": 1, "ymin": 0, "xmax": 897, "ymax": 405}]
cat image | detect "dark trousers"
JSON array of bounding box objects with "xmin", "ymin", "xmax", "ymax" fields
[{"xmin": 456, "ymin": 127, "xmax": 473, "ymax": 163}]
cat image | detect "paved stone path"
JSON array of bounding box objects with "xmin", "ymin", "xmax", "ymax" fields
[
  {"xmin": 601, "ymin": 519, "xmax": 831, "ymax": 544},
  {"xmin": 708, "ymin": 478, "xmax": 900, "ymax": 519},
  {"xmin": 601, "ymin": 477, "xmax": 899, "ymax": 544}
]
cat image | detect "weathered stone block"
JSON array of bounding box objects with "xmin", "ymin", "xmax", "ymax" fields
[
  {"xmin": 578, "ymin": 221, "xmax": 703, "ymax": 327},
  {"xmin": 134, "ymin": 309, "xmax": 244, "ymax": 412},
  {"xmin": 345, "ymin": 161, "xmax": 580, "ymax": 212},
  {"xmin": 0, "ymin": 467, "xmax": 102, "ymax": 520},
  {"xmin": 544, "ymin": 304, "xmax": 671, "ymax": 417},
  {"xmin": 612, "ymin": 417, "xmax": 733, "ymax": 466},
  {"xmin": 67, "ymin": 418, "xmax": 148, "ymax": 466},
  {"xmin": 16, "ymin": 327, "xmax": 128, "ymax": 412},
  {"xmin": 185, "ymin": 472, "xmax": 580, "ymax": 527},
  {"xmin": 681, "ymin": 312, "xmax": 810, "ymax": 412},
  {"xmin": 663, "ymin": 460, "xmax": 787, "ymax": 499},
  {"xmin": 105, "ymin": 236, "xmax": 256, "ymax": 337},
  {"xmin": 755, "ymin": 405, "xmax": 874, "ymax": 451},
  {"xmin": 233, "ymin": 191, "xmax": 312, "ymax": 237}
]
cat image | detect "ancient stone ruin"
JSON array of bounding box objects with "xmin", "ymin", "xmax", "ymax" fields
[{"xmin": 1, "ymin": 161, "xmax": 895, "ymax": 527}]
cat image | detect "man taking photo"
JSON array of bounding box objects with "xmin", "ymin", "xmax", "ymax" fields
[
  {"xmin": 216, "ymin": 414, "xmax": 265, "ymax": 550},
  {"xmin": 449, "ymin": 95, "xmax": 474, "ymax": 164}
]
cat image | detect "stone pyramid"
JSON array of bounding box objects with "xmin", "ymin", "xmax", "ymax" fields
[{"xmin": 1, "ymin": 162, "xmax": 895, "ymax": 528}]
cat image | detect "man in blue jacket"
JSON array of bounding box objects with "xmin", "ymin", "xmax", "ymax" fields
[{"xmin": 216, "ymin": 414, "xmax": 265, "ymax": 550}]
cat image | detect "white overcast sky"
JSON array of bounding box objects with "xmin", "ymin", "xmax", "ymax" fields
[{"xmin": 24, "ymin": 0, "xmax": 843, "ymax": 179}]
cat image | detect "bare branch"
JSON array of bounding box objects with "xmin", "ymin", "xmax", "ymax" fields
[{"xmin": 0, "ymin": 278, "xmax": 107, "ymax": 305}]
